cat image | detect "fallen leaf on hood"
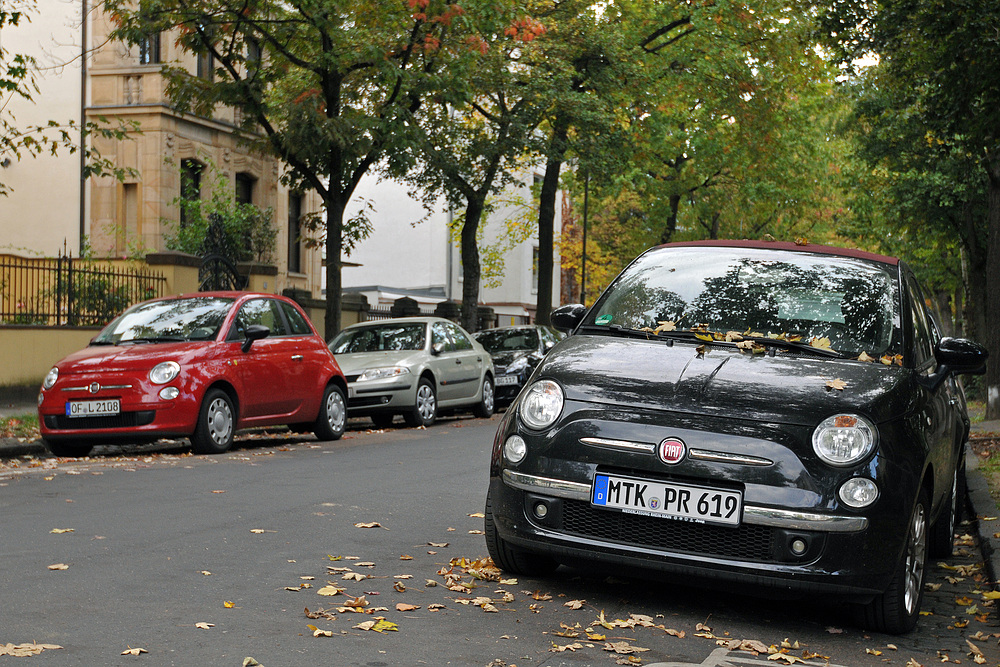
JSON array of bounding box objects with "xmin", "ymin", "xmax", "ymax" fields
[
  {"xmin": 603, "ymin": 641, "xmax": 649, "ymax": 655},
  {"xmin": 857, "ymin": 352, "xmax": 875, "ymax": 362},
  {"xmin": 826, "ymin": 379, "xmax": 847, "ymax": 391},
  {"xmin": 550, "ymin": 642, "xmax": 584, "ymax": 652}
]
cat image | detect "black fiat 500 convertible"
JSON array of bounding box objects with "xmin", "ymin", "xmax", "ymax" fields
[{"xmin": 485, "ymin": 240, "xmax": 987, "ymax": 634}]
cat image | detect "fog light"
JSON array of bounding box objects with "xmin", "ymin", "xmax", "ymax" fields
[
  {"xmin": 159, "ymin": 386, "xmax": 179, "ymax": 400},
  {"xmin": 790, "ymin": 539, "xmax": 807, "ymax": 555},
  {"xmin": 534, "ymin": 502, "xmax": 548, "ymax": 519},
  {"xmin": 504, "ymin": 435, "xmax": 527, "ymax": 464},
  {"xmin": 839, "ymin": 477, "xmax": 879, "ymax": 508}
]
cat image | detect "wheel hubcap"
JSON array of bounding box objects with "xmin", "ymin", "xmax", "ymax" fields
[
  {"xmin": 417, "ymin": 385, "xmax": 435, "ymax": 421},
  {"xmin": 904, "ymin": 502, "xmax": 927, "ymax": 615},
  {"xmin": 327, "ymin": 392, "xmax": 346, "ymax": 431},
  {"xmin": 483, "ymin": 380, "xmax": 494, "ymax": 413},
  {"xmin": 207, "ymin": 398, "xmax": 233, "ymax": 445}
]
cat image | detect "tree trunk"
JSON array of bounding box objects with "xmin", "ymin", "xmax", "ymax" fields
[
  {"xmin": 324, "ymin": 196, "xmax": 344, "ymax": 340},
  {"xmin": 984, "ymin": 151, "xmax": 1000, "ymax": 419},
  {"xmin": 535, "ymin": 123, "xmax": 567, "ymax": 325},
  {"xmin": 960, "ymin": 210, "xmax": 988, "ymax": 342},
  {"xmin": 659, "ymin": 193, "xmax": 681, "ymax": 244},
  {"xmin": 460, "ymin": 197, "xmax": 485, "ymax": 333}
]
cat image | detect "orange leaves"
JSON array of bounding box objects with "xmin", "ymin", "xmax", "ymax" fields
[{"xmin": 504, "ymin": 17, "xmax": 546, "ymax": 42}]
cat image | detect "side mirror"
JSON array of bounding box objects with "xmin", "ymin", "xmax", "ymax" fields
[
  {"xmin": 551, "ymin": 304, "xmax": 587, "ymax": 334},
  {"xmin": 543, "ymin": 340, "xmax": 555, "ymax": 352},
  {"xmin": 431, "ymin": 342, "xmax": 445, "ymax": 356},
  {"xmin": 242, "ymin": 324, "xmax": 270, "ymax": 353},
  {"xmin": 935, "ymin": 337, "xmax": 987, "ymax": 375}
]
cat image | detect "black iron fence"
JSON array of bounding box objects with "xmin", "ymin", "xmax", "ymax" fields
[{"xmin": 0, "ymin": 254, "xmax": 167, "ymax": 327}]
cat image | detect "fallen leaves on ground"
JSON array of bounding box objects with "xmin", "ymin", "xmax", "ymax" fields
[
  {"xmin": 0, "ymin": 642, "xmax": 63, "ymax": 656},
  {"xmin": 121, "ymin": 646, "xmax": 148, "ymax": 656},
  {"xmin": 195, "ymin": 622, "xmax": 214, "ymax": 630},
  {"xmin": 354, "ymin": 618, "xmax": 398, "ymax": 632},
  {"xmin": 353, "ymin": 522, "xmax": 384, "ymax": 529},
  {"xmin": 49, "ymin": 528, "xmax": 74, "ymax": 534}
]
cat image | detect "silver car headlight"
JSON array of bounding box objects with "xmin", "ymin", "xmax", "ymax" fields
[
  {"xmin": 42, "ymin": 367, "xmax": 59, "ymax": 390},
  {"xmin": 812, "ymin": 414, "xmax": 877, "ymax": 466},
  {"xmin": 149, "ymin": 361, "xmax": 181, "ymax": 385},
  {"xmin": 520, "ymin": 380, "xmax": 564, "ymax": 430},
  {"xmin": 357, "ymin": 366, "xmax": 410, "ymax": 382}
]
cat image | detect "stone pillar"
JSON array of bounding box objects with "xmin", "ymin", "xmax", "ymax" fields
[{"xmin": 390, "ymin": 296, "xmax": 421, "ymax": 318}]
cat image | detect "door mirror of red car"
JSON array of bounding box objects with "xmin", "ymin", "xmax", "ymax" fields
[
  {"xmin": 935, "ymin": 337, "xmax": 988, "ymax": 375},
  {"xmin": 242, "ymin": 324, "xmax": 270, "ymax": 353},
  {"xmin": 551, "ymin": 304, "xmax": 587, "ymax": 334}
]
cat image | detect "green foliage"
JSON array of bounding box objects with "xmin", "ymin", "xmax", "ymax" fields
[{"xmin": 163, "ymin": 162, "xmax": 277, "ymax": 264}]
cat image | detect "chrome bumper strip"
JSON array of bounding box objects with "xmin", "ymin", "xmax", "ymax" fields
[{"xmin": 501, "ymin": 470, "xmax": 868, "ymax": 533}]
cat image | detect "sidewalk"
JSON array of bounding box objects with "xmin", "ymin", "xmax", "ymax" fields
[
  {"xmin": 968, "ymin": 419, "xmax": 1000, "ymax": 590},
  {"xmin": 0, "ymin": 399, "xmax": 45, "ymax": 458}
]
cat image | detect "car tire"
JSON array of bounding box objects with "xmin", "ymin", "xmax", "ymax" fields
[
  {"xmin": 929, "ymin": 452, "xmax": 966, "ymax": 558},
  {"xmin": 403, "ymin": 377, "xmax": 436, "ymax": 427},
  {"xmin": 371, "ymin": 413, "xmax": 395, "ymax": 429},
  {"xmin": 191, "ymin": 388, "xmax": 235, "ymax": 454},
  {"xmin": 484, "ymin": 489, "xmax": 559, "ymax": 576},
  {"xmin": 313, "ymin": 384, "xmax": 346, "ymax": 442},
  {"xmin": 44, "ymin": 439, "xmax": 94, "ymax": 458},
  {"xmin": 855, "ymin": 488, "xmax": 929, "ymax": 634},
  {"xmin": 472, "ymin": 375, "xmax": 495, "ymax": 419}
]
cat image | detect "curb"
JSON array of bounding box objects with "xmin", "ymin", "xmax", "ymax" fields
[
  {"xmin": 966, "ymin": 449, "xmax": 1000, "ymax": 589},
  {"xmin": 0, "ymin": 437, "xmax": 46, "ymax": 459}
]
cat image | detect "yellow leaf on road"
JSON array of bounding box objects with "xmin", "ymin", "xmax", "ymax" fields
[
  {"xmin": 396, "ymin": 603, "xmax": 419, "ymax": 612},
  {"xmin": 121, "ymin": 647, "xmax": 148, "ymax": 656},
  {"xmin": 50, "ymin": 528, "xmax": 74, "ymax": 534},
  {"xmin": 354, "ymin": 522, "xmax": 383, "ymax": 529},
  {"xmin": 47, "ymin": 563, "xmax": 69, "ymax": 570},
  {"xmin": 317, "ymin": 585, "xmax": 343, "ymax": 596},
  {"xmin": 224, "ymin": 601, "xmax": 236, "ymax": 608}
]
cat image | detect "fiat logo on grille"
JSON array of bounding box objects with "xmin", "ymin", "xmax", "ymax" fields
[
  {"xmin": 658, "ymin": 437, "xmax": 686, "ymax": 465},
  {"xmin": 89, "ymin": 382, "xmax": 101, "ymax": 394}
]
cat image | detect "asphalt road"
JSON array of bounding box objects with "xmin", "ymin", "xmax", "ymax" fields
[{"xmin": 1, "ymin": 416, "xmax": 998, "ymax": 666}]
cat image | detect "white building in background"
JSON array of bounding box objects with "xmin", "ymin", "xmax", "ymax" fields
[{"xmin": 341, "ymin": 172, "xmax": 562, "ymax": 327}]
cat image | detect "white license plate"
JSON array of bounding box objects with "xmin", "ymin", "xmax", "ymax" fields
[
  {"xmin": 592, "ymin": 473, "xmax": 742, "ymax": 526},
  {"xmin": 495, "ymin": 375, "xmax": 519, "ymax": 386},
  {"xmin": 66, "ymin": 399, "xmax": 121, "ymax": 418}
]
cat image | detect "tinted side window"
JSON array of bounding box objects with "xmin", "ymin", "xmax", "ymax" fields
[
  {"xmin": 230, "ymin": 299, "xmax": 287, "ymax": 340},
  {"xmin": 432, "ymin": 323, "xmax": 455, "ymax": 351},
  {"xmin": 280, "ymin": 301, "xmax": 312, "ymax": 336},
  {"xmin": 447, "ymin": 324, "xmax": 474, "ymax": 350},
  {"xmin": 904, "ymin": 275, "xmax": 935, "ymax": 367}
]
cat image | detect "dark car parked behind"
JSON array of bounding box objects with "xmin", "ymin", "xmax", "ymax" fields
[
  {"xmin": 485, "ymin": 240, "xmax": 987, "ymax": 634},
  {"xmin": 473, "ymin": 325, "xmax": 564, "ymax": 407}
]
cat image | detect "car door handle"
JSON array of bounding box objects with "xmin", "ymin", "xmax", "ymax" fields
[{"xmin": 291, "ymin": 355, "xmax": 304, "ymax": 361}]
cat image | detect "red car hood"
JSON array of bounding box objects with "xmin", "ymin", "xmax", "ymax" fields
[{"xmin": 55, "ymin": 342, "xmax": 214, "ymax": 374}]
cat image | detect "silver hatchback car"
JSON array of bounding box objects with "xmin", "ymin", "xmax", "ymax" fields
[{"xmin": 329, "ymin": 316, "xmax": 495, "ymax": 428}]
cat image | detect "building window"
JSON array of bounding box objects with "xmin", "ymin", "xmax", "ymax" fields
[
  {"xmin": 246, "ymin": 37, "xmax": 262, "ymax": 76},
  {"xmin": 180, "ymin": 159, "xmax": 203, "ymax": 228},
  {"xmin": 532, "ymin": 246, "xmax": 539, "ymax": 293},
  {"xmin": 197, "ymin": 51, "xmax": 214, "ymax": 80},
  {"xmin": 139, "ymin": 32, "xmax": 161, "ymax": 64},
  {"xmin": 236, "ymin": 173, "xmax": 255, "ymax": 205},
  {"xmin": 288, "ymin": 193, "xmax": 302, "ymax": 274}
]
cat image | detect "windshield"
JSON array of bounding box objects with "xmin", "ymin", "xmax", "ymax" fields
[
  {"xmin": 330, "ymin": 323, "xmax": 427, "ymax": 354},
  {"xmin": 586, "ymin": 247, "xmax": 902, "ymax": 357},
  {"xmin": 93, "ymin": 297, "xmax": 234, "ymax": 344},
  {"xmin": 475, "ymin": 329, "xmax": 540, "ymax": 354}
]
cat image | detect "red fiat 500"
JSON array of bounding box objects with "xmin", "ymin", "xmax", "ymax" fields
[{"xmin": 38, "ymin": 292, "xmax": 347, "ymax": 456}]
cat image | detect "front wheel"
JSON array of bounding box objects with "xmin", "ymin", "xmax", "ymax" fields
[
  {"xmin": 855, "ymin": 489, "xmax": 929, "ymax": 634},
  {"xmin": 44, "ymin": 440, "xmax": 94, "ymax": 458},
  {"xmin": 313, "ymin": 384, "xmax": 346, "ymax": 442},
  {"xmin": 472, "ymin": 376, "xmax": 495, "ymax": 419},
  {"xmin": 485, "ymin": 489, "xmax": 559, "ymax": 576},
  {"xmin": 191, "ymin": 388, "xmax": 235, "ymax": 454},
  {"xmin": 403, "ymin": 378, "xmax": 436, "ymax": 427}
]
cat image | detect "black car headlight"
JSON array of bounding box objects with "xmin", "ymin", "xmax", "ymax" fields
[
  {"xmin": 812, "ymin": 414, "xmax": 877, "ymax": 466},
  {"xmin": 520, "ymin": 380, "xmax": 564, "ymax": 430}
]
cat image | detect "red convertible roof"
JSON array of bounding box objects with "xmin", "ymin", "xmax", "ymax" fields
[{"xmin": 660, "ymin": 240, "xmax": 900, "ymax": 266}]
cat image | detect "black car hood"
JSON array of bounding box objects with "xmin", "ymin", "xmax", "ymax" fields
[
  {"xmin": 490, "ymin": 350, "xmax": 536, "ymax": 366},
  {"xmin": 537, "ymin": 334, "xmax": 917, "ymax": 427}
]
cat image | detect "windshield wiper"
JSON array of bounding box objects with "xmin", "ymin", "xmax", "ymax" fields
[
  {"xmin": 578, "ymin": 324, "xmax": 845, "ymax": 358},
  {"xmin": 117, "ymin": 336, "xmax": 188, "ymax": 345}
]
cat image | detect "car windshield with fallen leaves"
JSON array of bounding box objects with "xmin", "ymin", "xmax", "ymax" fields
[{"xmin": 485, "ymin": 240, "xmax": 988, "ymax": 635}]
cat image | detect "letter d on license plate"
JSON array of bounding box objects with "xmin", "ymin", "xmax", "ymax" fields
[{"xmin": 592, "ymin": 473, "xmax": 742, "ymax": 526}]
